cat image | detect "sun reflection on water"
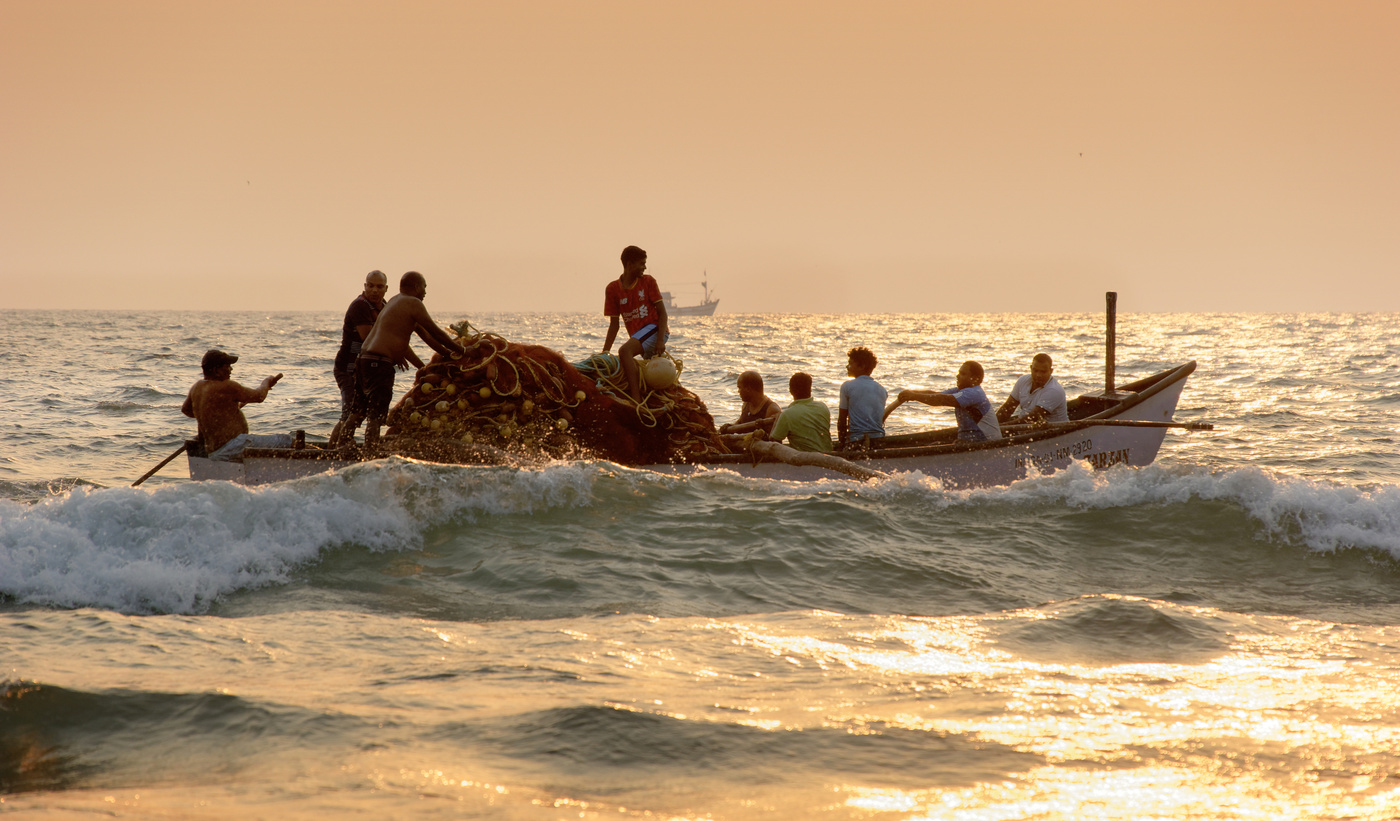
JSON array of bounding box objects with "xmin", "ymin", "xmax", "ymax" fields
[{"xmin": 709, "ymin": 602, "xmax": 1400, "ymax": 818}]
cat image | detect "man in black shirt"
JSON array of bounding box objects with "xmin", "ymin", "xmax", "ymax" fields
[{"xmin": 330, "ymin": 271, "xmax": 418, "ymax": 447}]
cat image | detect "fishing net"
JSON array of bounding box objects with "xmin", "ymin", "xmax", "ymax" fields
[{"xmin": 381, "ymin": 331, "xmax": 727, "ymax": 466}]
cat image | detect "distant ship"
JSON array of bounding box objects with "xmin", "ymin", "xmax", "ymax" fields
[{"xmin": 662, "ymin": 277, "xmax": 719, "ymax": 317}]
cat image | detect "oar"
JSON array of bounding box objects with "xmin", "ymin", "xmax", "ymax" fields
[
  {"xmin": 746, "ymin": 438, "xmax": 888, "ymax": 481},
  {"xmin": 1006, "ymin": 419, "xmax": 1213, "ymax": 433},
  {"xmin": 132, "ymin": 443, "xmax": 188, "ymax": 487}
]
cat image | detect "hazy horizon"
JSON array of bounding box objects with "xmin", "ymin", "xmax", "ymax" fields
[{"xmin": 4, "ymin": 1, "xmax": 1397, "ymax": 314}]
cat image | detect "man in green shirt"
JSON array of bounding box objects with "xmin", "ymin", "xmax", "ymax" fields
[{"xmin": 767, "ymin": 372, "xmax": 833, "ymax": 453}]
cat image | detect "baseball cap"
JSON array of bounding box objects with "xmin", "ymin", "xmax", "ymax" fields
[{"xmin": 201, "ymin": 349, "xmax": 239, "ymax": 373}]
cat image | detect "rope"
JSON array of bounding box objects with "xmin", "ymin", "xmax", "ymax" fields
[{"xmin": 387, "ymin": 335, "xmax": 730, "ymax": 461}]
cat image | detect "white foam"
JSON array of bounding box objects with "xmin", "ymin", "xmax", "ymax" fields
[
  {"xmin": 0, "ymin": 458, "xmax": 601, "ymax": 614},
  {"xmin": 703, "ymin": 459, "xmax": 1400, "ymax": 555},
  {"xmin": 969, "ymin": 461, "xmax": 1400, "ymax": 556}
]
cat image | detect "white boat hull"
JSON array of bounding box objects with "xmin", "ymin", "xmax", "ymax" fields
[
  {"xmin": 186, "ymin": 445, "xmax": 355, "ymax": 485},
  {"xmin": 666, "ymin": 301, "xmax": 719, "ymax": 317}
]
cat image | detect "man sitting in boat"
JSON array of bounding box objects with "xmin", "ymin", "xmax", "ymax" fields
[
  {"xmin": 882, "ymin": 360, "xmax": 1002, "ymax": 442},
  {"xmin": 718, "ymin": 370, "xmax": 781, "ymax": 436},
  {"xmin": 838, "ymin": 346, "xmax": 887, "ymax": 449},
  {"xmin": 995, "ymin": 353, "xmax": 1068, "ymax": 426},
  {"xmin": 764, "ymin": 372, "xmax": 833, "ymax": 453},
  {"xmin": 182, "ymin": 349, "xmax": 292, "ymax": 461},
  {"xmin": 334, "ymin": 270, "xmax": 467, "ymax": 451},
  {"xmin": 601, "ymin": 245, "xmax": 669, "ymax": 403}
]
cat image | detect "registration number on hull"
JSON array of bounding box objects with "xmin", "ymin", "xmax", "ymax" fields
[{"xmin": 1014, "ymin": 438, "xmax": 1094, "ymax": 471}]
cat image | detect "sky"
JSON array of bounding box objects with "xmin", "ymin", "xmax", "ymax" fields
[{"xmin": 3, "ymin": 1, "xmax": 1397, "ymax": 314}]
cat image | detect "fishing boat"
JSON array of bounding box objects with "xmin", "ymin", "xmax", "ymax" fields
[
  {"xmin": 649, "ymin": 360, "xmax": 1200, "ymax": 487},
  {"xmin": 178, "ymin": 293, "xmax": 1206, "ymax": 487},
  {"xmin": 662, "ymin": 278, "xmax": 719, "ymax": 317},
  {"xmin": 183, "ymin": 360, "xmax": 1198, "ymax": 487}
]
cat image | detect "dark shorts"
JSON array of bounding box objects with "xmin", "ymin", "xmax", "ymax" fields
[
  {"xmin": 334, "ymin": 368, "xmax": 356, "ymax": 421},
  {"xmin": 353, "ymin": 356, "xmax": 396, "ymax": 421}
]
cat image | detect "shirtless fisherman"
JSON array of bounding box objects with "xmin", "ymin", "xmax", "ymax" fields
[
  {"xmin": 182, "ymin": 349, "xmax": 292, "ymax": 460},
  {"xmin": 332, "ymin": 271, "xmax": 467, "ymax": 451}
]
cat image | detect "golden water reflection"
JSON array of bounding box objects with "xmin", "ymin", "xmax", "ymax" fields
[{"xmin": 716, "ymin": 602, "xmax": 1400, "ymax": 818}]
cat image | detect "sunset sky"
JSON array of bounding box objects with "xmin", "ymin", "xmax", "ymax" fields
[{"xmin": 4, "ymin": 1, "xmax": 1397, "ymax": 313}]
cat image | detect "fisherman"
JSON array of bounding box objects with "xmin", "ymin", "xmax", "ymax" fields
[
  {"xmin": 182, "ymin": 349, "xmax": 292, "ymax": 460},
  {"xmin": 329, "ymin": 270, "xmax": 412, "ymax": 447},
  {"xmin": 837, "ymin": 346, "xmax": 887, "ymax": 449},
  {"xmin": 333, "ymin": 271, "xmax": 467, "ymax": 451},
  {"xmin": 601, "ymin": 245, "xmax": 669, "ymax": 403},
  {"xmin": 764, "ymin": 372, "xmax": 833, "ymax": 453},
  {"xmin": 995, "ymin": 352, "xmax": 1069, "ymax": 425},
  {"xmin": 718, "ymin": 370, "xmax": 781, "ymax": 435},
  {"xmin": 882, "ymin": 360, "xmax": 1002, "ymax": 442}
]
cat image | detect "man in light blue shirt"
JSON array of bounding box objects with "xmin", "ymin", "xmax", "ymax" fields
[
  {"xmin": 883, "ymin": 360, "xmax": 1002, "ymax": 442},
  {"xmin": 838, "ymin": 346, "xmax": 887, "ymax": 449}
]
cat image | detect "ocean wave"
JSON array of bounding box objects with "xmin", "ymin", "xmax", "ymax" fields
[
  {"xmin": 972, "ymin": 461, "xmax": 1400, "ymax": 556},
  {"xmin": 717, "ymin": 460, "xmax": 1400, "ymax": 557},
  {"xmin": 992, "ymin": 596, "xmax": 1232, "ymax": 664},
  {"xmin": 0, "ymin": 459, "xmax": 602, "ymax": 615},
  {"xmin": 0, "ymin": 681, "xmax": 360, "ymax": 794},
  {"xmin": 460, "ymin": 704, "xmax": 1040, "ymax": 789},
  {"xmin": 4, "ymin": 458, "xmax": 1399, "ymax": 619},
  {"xmin": 0, "ymin": 479, "xmax": 104, "ymax": 505}
]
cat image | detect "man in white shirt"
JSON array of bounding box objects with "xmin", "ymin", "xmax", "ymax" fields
[{"xmin": 996, "ymin": 353, "xmax": 1069, "ymax": 425}]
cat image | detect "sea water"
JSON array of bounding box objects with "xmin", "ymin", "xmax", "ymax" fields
[{"xmin": 2, "ymin": 309, "xmax": 1399, "ymax": 819}]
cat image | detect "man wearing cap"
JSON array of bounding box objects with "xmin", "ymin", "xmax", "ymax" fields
[{"xmin": 182, "ymin": 349, "xmax": 292, "ymax": 461}]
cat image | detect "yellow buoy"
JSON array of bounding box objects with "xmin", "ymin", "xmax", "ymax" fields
[
  {"xmin": 444, "ymin": 384, "xmax": 457, "ymax": 395},
  {"xmin": 479, "ymin": 387, "xmax": 493, "ymax": 399},
  {"xmin": 420, "ymin": 383, "xmax": 435, "ymax": 394},
  {"xmin": 436, "ymin": 400, "xmax": 450, "ymax": 412},
  {"xmin": 641, "ymin": 357, "xmax": 679, "ymax": 390},
  {"xmin": 575, "ymin": 390, "xmax": 587, "ymax": 402}
]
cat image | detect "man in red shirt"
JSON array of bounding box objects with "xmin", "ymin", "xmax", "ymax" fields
[{"xmin": 602, "ymin": 245, "xmax": 669, "ymax": 402}]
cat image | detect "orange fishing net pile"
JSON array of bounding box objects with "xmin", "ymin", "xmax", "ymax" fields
[{"xmin": 382, "ymin": 332, "xmax": 727, "ymax": 466}]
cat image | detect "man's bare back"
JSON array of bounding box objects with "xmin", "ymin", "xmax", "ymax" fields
[
  {"xmin": 361, "ymin": 274, "xmax": 463, "ymax": 366},
  {"xmin": 182, "ymin": 372, "xmax": 281, "ymax": 452}
]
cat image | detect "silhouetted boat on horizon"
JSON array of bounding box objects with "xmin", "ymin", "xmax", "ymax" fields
[{"xmin": 662, "ymin": 277, "xmax": 719, "ymax": 317}]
